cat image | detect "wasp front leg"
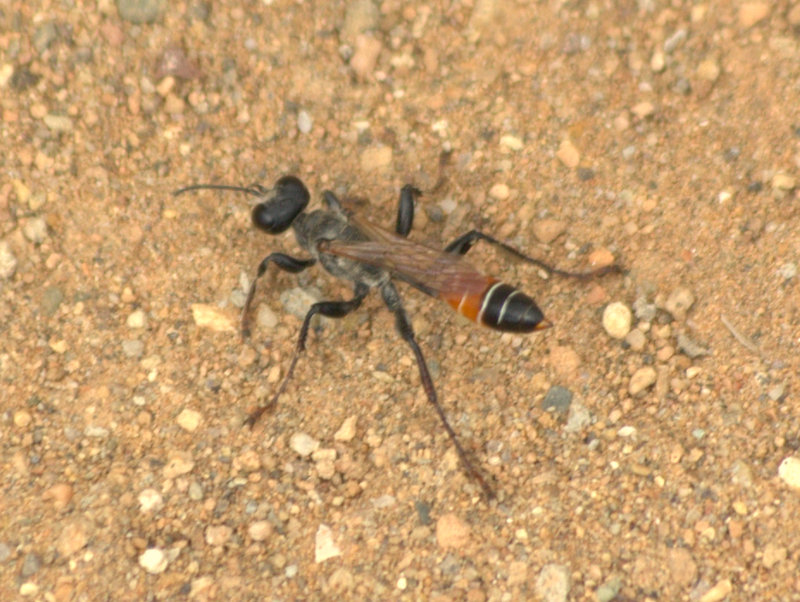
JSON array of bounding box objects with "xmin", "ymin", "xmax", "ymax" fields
[
  {"xmin": 242, "ymin": 253, "xmax": 316, "ymax": 338},
  {"xmin": 244, "ymin": 282, "xmax": 370, "ymax": 427}
]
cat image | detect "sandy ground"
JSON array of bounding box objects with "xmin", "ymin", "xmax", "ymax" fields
[{"xmin": 2, "ymin": 1, "xmax": 800, "ymax": 600}]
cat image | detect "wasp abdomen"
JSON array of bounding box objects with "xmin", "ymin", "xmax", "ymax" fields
[
  {"xmin": 442, "ymin": 279, "xmax": 550, "ymax": 333},
  {"xmin": 478, "ymin": 282, "xmax": 549, "ymax": 332}
]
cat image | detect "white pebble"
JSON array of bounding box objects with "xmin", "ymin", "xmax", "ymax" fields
[
  {"xmin": 139, "ymin": 548, "xmax": 168, "ymax": 574},
  {"xmin": 334, "ymin": 416, "xmax": 358, "ymax": 441},
  {"xmin": 297, "ymin": 110, "xmax": 312, "ymax": 134},
  {"xmin": 664, "ymin": 287, "xmax": 695, "ymax": 321},
  {"xmin": 629, "ymin": 366, "xmax": 657, "ymax": 396},
  {"xmin": 778, "ymin": 456, "xmax": 800, "ymax": 490},
  {"xmin": 248, "ymin": 520, "xmax": 273, "ymax": 541},
  {"xmin": 126, "ymin": 309, "xmax": 147, "ymax": 329},
  {"xmin": 603, "ymin": 302, "xmax": 632, "ymax": 339},
  {"xmin": 0, "ymin": 241, "xmax": 17, "ymax": 279},
  {"xmin": 138, "ymin": 488, "xmax": 164, "ymax": 512},
  {"xmin": 315, "ymin": 524, "xmax": 341, "ymax": 563},
  {"xmin": 176, "ymin": 408, "xmax": 202, "ymax": 432},
  {"xmin": 500, "ymin": 135, "xmax": 523, "ymax": 151},
  {"xmin": 290, "ymin": 432, "xmax": 319, "ymax": 457},
  {"xmin": 488, "ymin": 183, "xmax": 510, "ymax": 201},
  {"xmin": 23, "ymin": 217, "xmax": 48, "ymax": 243}
]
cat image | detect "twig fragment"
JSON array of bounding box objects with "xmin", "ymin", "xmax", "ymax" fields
[{"xmin": 720, "ymin": 314, "xmax": 762, "ymax": 357}]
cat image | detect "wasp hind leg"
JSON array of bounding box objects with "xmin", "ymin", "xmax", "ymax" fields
[
  {"xmin": 379, "ymin": 281, "xmax": 495, "ymax": 499},
  {"xmin": 244, "ymin": 283, "xmax": 370, "ymax": 427},
  {"xmin": 444, "ymin": 230, "xmax": 621, "ymax": 279}
]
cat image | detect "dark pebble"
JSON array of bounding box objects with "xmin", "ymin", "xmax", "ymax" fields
[
  {"xmin": 116, "ymin": 0, "xmax": 164, "ymax": 24},
  {"xmin": 41, "ymin": 286, "xmax": 64, "ymax": 316},
  {"xmin": 541, "ymin": 386, "xmax": 573, "ymax": 413},
  {"xmin": 415, "ymin": 500, "xmax": 432, "ymax": 525},
  {"xmin": 20, "ymin": 552, "xmax": 41, "ymax": 577}
]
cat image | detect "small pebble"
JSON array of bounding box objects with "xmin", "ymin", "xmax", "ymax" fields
[
  {"xmin": 488, "ymin": 183, "xmax": 509, "ymax": 201},
  {"xmin": 541, "ymin": 386, "xmax": 573, "ymax": 414},
  {"xmin": 676, "ymin": 332, "xmax": 710, "ymax": 358},
  {"xmin": 191, "ymin": 304, "xmax": 235, "ymax": 332},
  {"xmin": 360, "ymin": 145, "xmax": 393, "ymax": 171},
  {"xmin": 556, "ymin": 139, "xmax": 580, "ymax": 168},
  {"xmin": 0, "ymin": 241, "xmax": 18, "ymax": 279},
  {"xmin": 138, "ymin": 488, "xmax": 163, "ymax": 512},
  {"xmin": 256, "ymin": 304, "xmax": 278, "ymax": 329},
  {"xmin": 334, "ymin": 415, "xmax": 358, "ymax": 441},
  {"xmin": 535, "ymin": 563, "xmax": 570, "ymax": 602},
  {"xmin": 14, "ymin": 410, "xmax": 32, "ymax": 428},
  {"xmin": 23, "ymin": 217, "xmax": 48, "ymax": 243},
  {"xmin": 313, "ymin": 448, "xmax": 337, "ymax": 479},
  {"xmin": 43, "ymin": 114, "xmax": 73, "ymax": 132},
  {"xmin": 532, "ymin": 219, "xmax": 566, "ymax": 244},
  {"xmin": 778, "ymin": 262, "xmax": 797, "ymax": 280},
  {"xmin": 768, "ymin": 383, "xmax": 786, "ymax": 401},
  {"xmin": 629, "ymin": 366, "xmax": 657, "ymax": 396},
  {"xmin": 631, "ymin": 101, "xmax": 655, "ymax": 119},
  {"xmin": 42, "ymin": 483, "xmax": 74, "ymax": 510},
  {"xmin": 205, "ymin": 525, "xmax": 232, "ymax": 546},
  {"xmin": 20, "ymin": 552, "xmax": 41, "ymax": 577},
  {"xmin": 139, "ymin": 548, "xmax": 168, "ymax": 574},
  {"xmin": 762, "ymin": 543, "xmax": 787, "ymax": 569},
  {"xmin": 436, "ymin": 513, "xmax": 470, "ymax": 549},
  {"xmin": 696, "ymin": 58, "xmax": 720, "ymax": 82},
  {"xmin": 290, "ymin": 432, "xmax": 319, "ymax": 457},
  {"xmin": 699, "ymin": 579, "xmax": 732, "ymax": 602},
  {"xmin": 176, "ymin": 408, "xmax": 202, "ymax": 431},
  {"xmin": 632, "ymin": 297, "xmax": 657, "ymax": 322},
  {"xmin": 341, "ymin": 0, "xmax": 379, "ymax": 45},
  {"xmin": 315, "ymin": 524, "xmax": 341, "ymax": 563},
  {"xmin": 778, "ymin": 456, "xmax": 800, "ymax": 489},
  {"xmin": 163, "ymin": 451, "xmax": 195, "ymax": 478},
  {"xmin": 663, "ymin": 28, "xmax": 687, "ymax": 53},
  {"xmin": 500, "ymin": 135, "xmax": 523, "ymax": 151},
  {"xmin": 57, "ymin": 521, "xmax": 89, "ymax": 557},
  {"xmin": 234, "ymin": 449, "xmax": 261, "ymax": 473},
  {"xmin": 771, "ymin": 174, "xmax": 796, "ymax": 194},
  {"xmin": 297, "ymin": 110, "xmax": 312, "ymax": 134},
  {"xmin": 249, "ymin": 521, "xmax": 273, "ymax": 541},
  {"xmin": 349, "ymin": 35, "xmax": 382, "ymax": 80},
  {"xmin": 19, "ymin": 583, "xmax": 39, "ymax": 597},
  {"xmin": 738, "ymin": 2, "xmax": 769, "ymax": 27},
  {"xmin": 664, "ymin": 287, "xmax": 695, "ymax": 321},
  {"xmin": 126, "ymin": 309, "xmax": 147, "ymax": 329},
  {"xmin": 121, "ymin": 339, "xmax": 144, "ymax": 358},
  {"xmin": 625, "ymin": 328, "xmax": 647, "ymax": 351},
  {"xmin": 564, "ymin": 401, "xmax": 592, "ymax": 433},
  {"xmin": 603, "ymin": 302, "xmax": 632, "ymax": 339}
]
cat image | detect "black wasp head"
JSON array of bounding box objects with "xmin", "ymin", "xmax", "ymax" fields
[{"xmin": 251, "ymin": 175, "xmax": 310, "ymax": 234}]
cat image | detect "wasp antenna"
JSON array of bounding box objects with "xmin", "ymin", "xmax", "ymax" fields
[{"xmin": 173, "ymin": 183, "xmax": 263, "ymax": 197}]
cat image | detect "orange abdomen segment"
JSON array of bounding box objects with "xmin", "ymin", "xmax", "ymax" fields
[{"xmin": 440, "ymin": 279, "xmax": 549, "ymax": 333}]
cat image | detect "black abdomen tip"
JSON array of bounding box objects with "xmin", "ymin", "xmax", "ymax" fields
[{"xmin": 480, "ymin": 283, "xmax": 548, "ymax": 333}]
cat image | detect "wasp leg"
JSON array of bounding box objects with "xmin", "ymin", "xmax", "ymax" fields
[
  {"xmin": 444, "ymin": 230, "xmax": 621, "ymax": 279},
  {"xmin": 379, "ymin": 281, "xmax": 495, "ymax": 499},
  {"xmin": 244, "ymin": 283, "xmax": 370, "ymax": 427},
  {"xmin": 395, "ymin": 185, "xmax": 422, "ymax": 237},
  {"xmin": 242, "ymin": 253, "xmax": 316, "ymax": 339}
]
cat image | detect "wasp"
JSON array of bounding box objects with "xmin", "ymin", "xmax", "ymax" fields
[{"xmin": 175, "ymin": 176, "xmax": 620, "ymax": 498}]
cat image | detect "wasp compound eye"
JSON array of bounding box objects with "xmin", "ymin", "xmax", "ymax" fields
[{"xmin": 251, "ymin": 176, "xmax": 310, "ymax": 234}]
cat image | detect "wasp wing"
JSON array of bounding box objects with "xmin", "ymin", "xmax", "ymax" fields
[{"xmin": 323, "ymin": 237, "xmax": 491, "ymax": 300}]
